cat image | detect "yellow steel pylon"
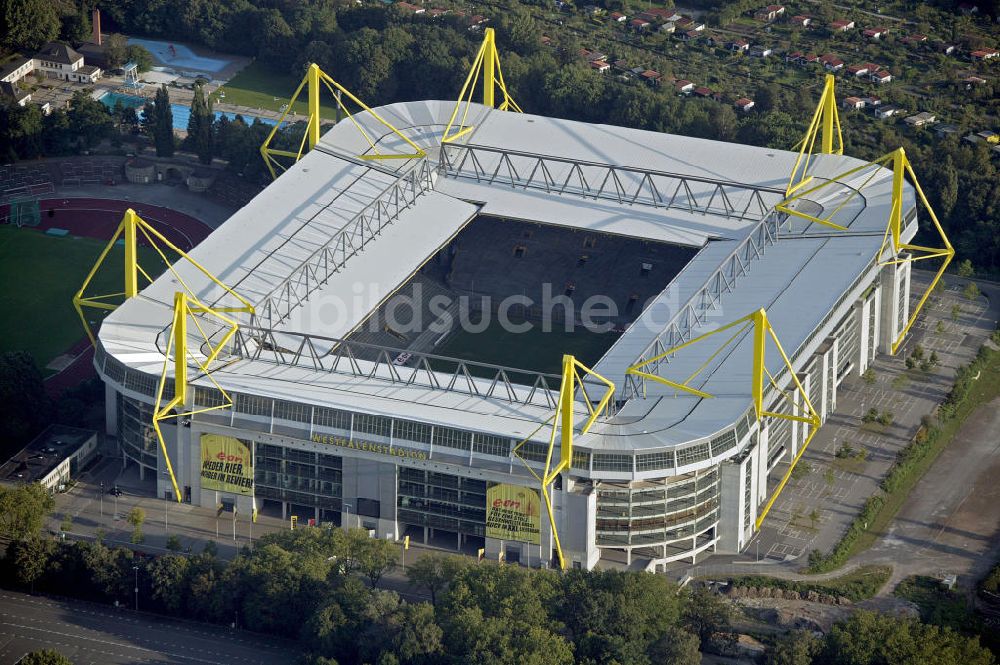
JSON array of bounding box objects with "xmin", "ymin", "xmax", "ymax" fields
[
  {"xmin": 512, "ymin": 355, "xmax": 615, "ymax": 570},
  {"xmin": 152, "ymin": 291, "xmax": 245, "ymax": 502},
  {"xmin": 73, "ymin": 209, "xmax": 254, "ymax": 345},
  {"xmin": 442, "ymin": 28, "xmax": 522, "ymax": 144},
  {"xmin": 778, "ymin": 147, "xmax": 954, "ymax": 354},
  {"xmin": 626, "ymin": 309, "xmax": 821, "ymax": 530},
  {"xmin": 786, "ymin": 74, "xmax": 843, "ymax": 196},
  {"xmin": 259, "ymin": 63, "xmax": 426, "ymax": 179}
]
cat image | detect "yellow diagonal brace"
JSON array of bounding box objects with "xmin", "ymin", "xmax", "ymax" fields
[
  {"xmin": 512, "ymin": 355, "xmax": 614, "ymax": 570},
  {"xmin": 787, "ymin": 74, "xmax": 843, "ymax": 196},
  {"xmin": 260, "ymin": 63, "xmax": 425, "ymax": 179},
  {"xmin": 442, "ymin": 28, "xmax": 522, "ymax": 144}
]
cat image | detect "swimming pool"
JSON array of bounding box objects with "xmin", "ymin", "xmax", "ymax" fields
[
  {"xmin": 127, "ymin": 37, "xmax": 231, "ymax": 74},
  {"xmin": 99, "ymin": 92, "xmax": 276, "ymax": 131}
]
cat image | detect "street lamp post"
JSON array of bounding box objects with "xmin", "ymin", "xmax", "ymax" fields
[
  {"xmin": 99, "ymin": 482, "xmax": 104, "ymax": 519},
  {"xmin": 133, "ymin": 565, "xmax": 139, "ymax": 611}
]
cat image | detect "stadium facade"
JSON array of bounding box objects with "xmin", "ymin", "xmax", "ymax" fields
[{"xmin": 93, "ymin": 65, "xmax": 945, "ymax": 571}]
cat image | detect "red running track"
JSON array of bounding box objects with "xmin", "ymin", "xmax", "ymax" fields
[{"xmin": 1, "ymin": 198, "xmax": 215, "ymax": 397}]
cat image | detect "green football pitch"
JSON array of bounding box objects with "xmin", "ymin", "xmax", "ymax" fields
[
  {"xmin": 0, "ymin": 226, "xmax": 164, "ymax": 372},
  {"xmin": 434, "ymin": 316, "xmax": 620, "ymax": 376}
]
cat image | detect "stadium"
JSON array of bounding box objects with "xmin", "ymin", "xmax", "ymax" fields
[{"xmin": 91, "ymin": 33, "xmax": 951, "ymax": 571}]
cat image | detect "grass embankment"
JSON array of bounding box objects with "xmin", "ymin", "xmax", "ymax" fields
[
  {"xmin": 725, "ymin": 565, "xmax": 892, "ymax": 602},
  {"xmin": 0, "ymin": 226, "xmax": 163, "ymax": 371},
  {"xmin": 894, "ymin": 576, "xmax": 976, "ymax": 633},
  {"xmin": 215, "ymin": 62, "xmax": 340, "ymax": 120},
  {"xmin": 807, "ymin": 333, "xmax": 1000, "ymax": 573}
]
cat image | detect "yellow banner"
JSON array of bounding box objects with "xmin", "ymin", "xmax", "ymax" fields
[
  {"xmin": 486, "ymin": 483, "xmax": 541, "ymax": 544},
  {"xmin": 200, "ymin": 434, "xmax": 253, "ymax": 496}
]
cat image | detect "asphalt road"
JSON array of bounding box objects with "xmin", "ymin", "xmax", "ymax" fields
[{"xmin": 0, "ymin": 591, "xmax": 298, "ymax": 665}]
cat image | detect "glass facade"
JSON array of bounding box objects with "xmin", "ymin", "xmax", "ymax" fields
[
  {"xmin": 595, "ymin": 467, "xmax": 720, "ymax": 549},
  {"xmin": 118, "ymin": 394, "xmax": 158, "ymax": 469},
  {"xmin": 397, "ymin": 467, "xmax": 487, "ymax": 536},
  {"xmin": 254, "ymin": 443, "xmax": 343, "ymax": 510}
]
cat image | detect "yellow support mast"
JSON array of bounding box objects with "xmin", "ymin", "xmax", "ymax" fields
[
  {"xmin": 778, "ymin": 147, "xmax": 954, "ymax": 354},
  {"xmin": 74, "ymin": 208, "xmax": 254, "ymax": 502},
  {"xmin": 786, "ymin": 74, "xmax": 843, "ymax": 196},
  {"xmin": 259, "ymin": 63, "xmax": 426, "ymax": 179},
  {"xmin": 626, "ymin": 309, "xmax": 821, "ymax": 530},
  {"xmin": 74, "ymin": 208, "xmax": 254, "ymax": 345},
  {"xmin": 442, "ymin": 28, "xmax": 523, "ymax": 144},
  {"xmin": 512, "ymin": 355, "xmax": 615, "ymax": 570}
]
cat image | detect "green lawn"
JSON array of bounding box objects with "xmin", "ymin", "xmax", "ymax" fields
[
  {"xmin": 0, "ymin": 227, "xmax": 164, "ymax": 371},
  {"xmin": 435, "ymin": 316, "xmax": 620, "ymax": 376},
  {"xmin": 215, "ymin": 62, "xmax": 340, "ymax": 120}
]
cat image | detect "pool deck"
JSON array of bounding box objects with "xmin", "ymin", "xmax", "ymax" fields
[
  {"xmin": 132, "ymin": 37, "xmax": 252, "ymax": 84},
  {"xmin": 92, "ymin": 76, "xmax": 294, "ymax": 134}
]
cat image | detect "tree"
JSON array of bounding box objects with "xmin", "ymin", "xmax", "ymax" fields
[
  {"xmin": 21, "ymin": 650, "xmax": 72, "ymax": 665},
  {"xmin": 957, "ymin": 259, "xmax": 975, "ymax": 278},
  {"xmin": 766, "ymin": 630, "xmax": 822, "ymax": 665},
  {"xmin": 125, "ymin": 44, "xmax": 154, "ymax": 73},
  {"xmin": 11, "ymin": 536, "xmax": 53, "ymax": 592},
  {"xmin": 147, "ymin": 554, "xmax": 190, "ymax": 614},
  {"xmin": 127, "ymin": 507, "xmax": 145, "ymax": 543},
  {"xmin": 963, "ymin": 282, "xmax": 980, "ymax": 301},
  {"xmin": 0, "ymin": 483, "xmax": 55, "ymax": 541},
  {"xmin": 818, "ymin": 610, "xmax": 994, "ymax": 665},
  {"xmin": 0, "ymin": 0, "xmax": 59, "ymax": 51},
  {"xmin": 405, "ymin": 553, "xmax": 467, "ymax": 605},
  {"xmin": 149, "ymin": 85, "xmax": 175, "ymax": 157},
  {"xmin": 62, "ymin": 2, "xmax": 92, "ymax": 45},
  {"xmin": 105, "ymin": 33, "xmax": 129, "ymax": 68},
  {"xmin": 0, "ymin": 352, "xmax": 52, "ymax": 457},
  {"xmin": 681, "ymin": 586, "xmax": 731, "ymax": 650},
  {"xmin": 166, "ymin": 534, "xmax": 182, "ymax": 551},
  {"xmin": 647, "ymin": 625, "xmax": 702, "ymax": 664},
  {"xmin": 67, "ymin": 91, "xmax": 114, "ymax": 148},
  {"xmin": 186, "ymin": 82, "xmax": 214, "ymax": 164},
  {"xmin": 344, "ymin": 529, "xmax": 398, "ymax": 588}
]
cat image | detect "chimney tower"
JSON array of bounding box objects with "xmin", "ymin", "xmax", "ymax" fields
[{"xmin": 92, "ymin": 8, "xmax": 102, "ymax": 46}]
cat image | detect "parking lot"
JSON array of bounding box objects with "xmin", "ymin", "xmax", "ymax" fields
[{"xmin": 750, "ymin": 271, "xmax": 997, "ymax": 563}]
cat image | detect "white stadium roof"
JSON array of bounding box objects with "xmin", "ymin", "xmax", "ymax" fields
[{"xmin": 98, "ymin": 101, "xmax": 915, "ymax": 454}]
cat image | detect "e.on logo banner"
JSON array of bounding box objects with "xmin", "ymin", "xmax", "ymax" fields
[
  {"xmin": 485, "ymin": 482, "xmax": 541, "ymax": 545},
  {"xmin": 200, "ymin": 434, "xmax": 254, "ymax": 495}
]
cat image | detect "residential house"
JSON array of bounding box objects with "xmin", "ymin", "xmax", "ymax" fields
[
  {"xmin": 871, "ymin": 70, "xmax": 892, "ymax": 84},
  {"xmin": 734, "ymin": 97, "xmax": 755, "ymax": 112},
  {"xmin": 958, "ymin": 2, "xmax": 978, "ymax": 15},
  {"xmin": 934, "ymin": 123, "xmax": 960, "ymax": 138},
  {"xmin": 427, "ymin": 8, "xmax": 449, "ymax": 17},
  {"xmin": 862, "ymin": 27, "xmax": 888, "ymax": 40},
  {"xmin": 612, "ymin": 59, "xmax": 631, "ymax": 72},
  {"xmin": 581, "ymin": 4, "xmax": 602, "ymax": 15},
  {"xmin": 750, "ymin": 45, "xmax": 773, "ymax": 57},
  {"xmin": 971, "ymin": 49, "xmax": 999, "ymax": 61},
  {"xmin": 939, "ymin": 43, "xmax": 957, "ymax": 55},
  {"xmin": 830, "ymin": 19, "xmax": 855, "ymax": 32},
  {"xmin": 729, "ymin": 39, "xmax": 750, "ymax": 52},
  {"xmin": 659, "ymin": 22, "xmax": 676, "ymax": 34},
  {"xmin": 904, "ymin": 111, "xmax": 936, "ymax": 127},
  {"xmin": 673, "ymin": 16, "xmax": 704, "ymax": 30},
  {"xmin": 875, "ymin": 105, "xmax": 901, "ymax": 119},
  {"xmin": 790, "ymin": 15, "xmax": 811, "ymax": 27},
  {"xmin": 673, "ymin": 78, "xmax": 694, "ymax": 93},
  {"xmin": 0, "ymin": 55, "xmax": 33, "ymax": 86},
  {"xmin": 754, "ymin": 5, "xmax": 785, "ymax": 22},
  {"xmin": 901, "ymin": 34, "xmax": 927, "ymax": 46},
  {"xmin": 820, "ymin": 54, "xmax": 844, "ymax": 71},
  {"xmin": 396, "ymin": 2, "xmax": 426, "ymax": 14},
  {"xmin": 693, "ymin": 86, "xmax": 714, "ymax": 98},
  {"xmin": 963, "ymin": 75, "xmax": 988, "ymax": 86},
  {"xmin": 847, "ymin": 63, "xmax": 870, "ymax": 77},
  {"xmin": 975, "ymin": 129, "xmax": 999, "ymax": 144},
  {"xmin": 642, "ymin": 7, "xmax": 680, "ymax": 21},
  {"xmin": 33, "ymin": 42, "xmax": 101, "ymax": 83},
  {"xmin": 0, "ymin": 80, "xmax": 31, "ymax": 107},
  {"xmin": 629, "ymin": 18, "xmax": 650, "ymax": 31},
  {"xmin": 609, "ymin": 11, "xmax": 626, "ymax": 22},
  {"xmin": 467, "ymin": 15, "xmax": 488, "ymax": 29},
  {"xmin": 641, "ymin": 69, "xmax": 663, "ymax": 86},
  {"xmin": 590, "ymin": 60, "xmax": 611, "ymax": 73},
  {"xmin": 842, "ymin": 96, "xmax": 866, "ymax": 110}
]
